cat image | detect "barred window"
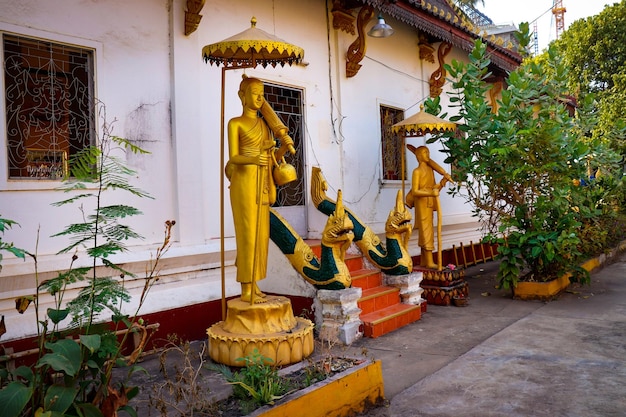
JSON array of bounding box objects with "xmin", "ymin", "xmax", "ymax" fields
[
  {"xmin": 264, "ymin": 82, "xmax": 305, "ymax": 207},
  {"xmin": 380, "ymin": 105, "xmax": 405, "ymax": 181},
  {"xmin": 3, "ymin": 33, "xmax": 95, "ymax": 180}
]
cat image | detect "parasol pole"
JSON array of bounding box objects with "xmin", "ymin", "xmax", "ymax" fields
[
  {"xmin": 401, "ymin": 134, "xmax": 406, "ymax": 199},
  {"xmin": 220, "ymin": 65, "xmax": 226, "ymax": 321},
  {"xmin": 435, "ymin": 191, "xmax": 443, "ymax": 271},
  {"xmin": 251, "ymin": 157, "xmax": 264, "ymax": 306}
]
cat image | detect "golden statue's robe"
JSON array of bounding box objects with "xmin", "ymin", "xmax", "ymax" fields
[
  {"xmin": 411, "ymin": 164, "xmax": 437, "ymax": 251},
  {"xmin": 228, "ymin": 119, "xmax": 275, "ymax": 284}
]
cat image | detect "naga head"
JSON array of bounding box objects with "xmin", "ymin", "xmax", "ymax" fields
[
  {"xmin": 322, "ymin": 189, "xmax": 354, "ymax": 249},
  {"xmin": 386, "ymin": 190, "xmax": 413, "ymax": 237}
]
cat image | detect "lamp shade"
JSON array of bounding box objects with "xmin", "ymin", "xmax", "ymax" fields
[
  {"xmin": 202, "ymin": 17, "xmax": 305, "ymax": 68},
  {"xmin": 367, "ymin": 15, "xmax": 394, "ymax": 38}
]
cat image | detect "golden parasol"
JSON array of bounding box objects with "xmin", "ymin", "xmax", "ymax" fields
[
  {"xmin": 203, "ymin": 17, "xmax": 304, "ymax": 318},
  {"xmin": 392, "ymin": 105, "xmax": 456, "ymax": 271},
  {"xmin": 203, "ymin": 17, "xmax": 304, "ymax": 68}
]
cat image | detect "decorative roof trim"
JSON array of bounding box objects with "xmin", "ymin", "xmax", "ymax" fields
[{"xmin": 354, "ymin": 0, "xmax": 522, "ymax": 72}]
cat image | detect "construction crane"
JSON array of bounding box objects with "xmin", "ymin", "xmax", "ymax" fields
[
  {"xmin": 552, "ymin": 0, "xmax": 567, "ymax": 39},
  {"xmin": 532, "ymin": 21, "xmax": 539, "ymax": 55}
]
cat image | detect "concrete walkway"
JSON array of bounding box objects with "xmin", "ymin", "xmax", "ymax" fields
[{"xmin": 344, "ymin": 251, "xmax": 626, "ymax": 416}]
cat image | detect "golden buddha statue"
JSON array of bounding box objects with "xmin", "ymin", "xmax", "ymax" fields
[{"xmin": 225, "ymin": 75, "xmax": 294, "ymax": 303}]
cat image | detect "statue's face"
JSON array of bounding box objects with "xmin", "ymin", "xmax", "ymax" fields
[
  {"xmin": 417, "ymin": 147, "xmax": 430, "ymax": 162},
  {"xmin": 244, "ymin": 83, "xmax": 264, "ymax": 111}
]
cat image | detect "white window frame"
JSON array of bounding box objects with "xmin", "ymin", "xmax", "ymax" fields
[{"xmin": 0, "ymin": 23, "xmax": 101, "ymax": 191}]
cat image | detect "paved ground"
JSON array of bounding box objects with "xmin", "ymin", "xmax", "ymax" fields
[
  {"xmin": 127, "ymin": 250, "xmax": 626, "ymax": 416},
  {"xmin": 347, "ymin": 251, "xmax": 626, "ymax": 417}
]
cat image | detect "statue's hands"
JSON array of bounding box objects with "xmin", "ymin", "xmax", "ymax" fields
[
  {"xmin": 280, "ymin": 135, "xmax": 296, "ymax": 155},
  {"xmin": 256, "ymin": 153, "xmax": 270, "ymax": 166},
  {"xmin": 439, "ymin": 176, "xmax": 452, "ymax": 188},
  {"xmin": 275, "ymin": 135, "xmax": 295, "ymax": 161},
  {"xmin": 262, "ymin": 139, "xmax": 276, "ymax": 151}
]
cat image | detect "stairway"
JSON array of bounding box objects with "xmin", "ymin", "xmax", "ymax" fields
[
  {"xmin": 347, "ymin": 252, "xmax": 422, "ymax": 338},
  {"xmin": 308, "ymin": 241, "xmax": 422, "ymax": 338}
]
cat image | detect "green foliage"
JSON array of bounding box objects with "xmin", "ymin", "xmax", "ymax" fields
[
  {"xmin": 426, "ymin": 37, "xmax": 618, "ymax": 290},
  {"xmin": 0, "ymin": 104, "xmax": 173, "ymax": 417},
  {"xmin": 0, "ymin": 216, "xmax": 27, "ymax": 274},
  {"xmin": 554, "ymin": 1, "xmax": 626, "ymax": 157},
  {"xmin": 571, "ymin": 174, "xmax": 626, "ymax": 259},
  {"xmin": 211, "ymin": 349, "xmax": 289, "ymax": 413},
  {"xmin": 453, "ymin": 0, "xmax": 484, "ymax": 7},
  {"xmin": 513, "ymin": 22, "xmax": 532, "ymax": 58},
  {"xmin": 555, "ymin": 1, "xmax": 626, "ymax": 95}
]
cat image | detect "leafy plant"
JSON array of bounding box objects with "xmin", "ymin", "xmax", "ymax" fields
[
  {"xmin": 210, "ymin": 349, "xmax": 290, "ymax": 414},
  {"xmin": 425, "ymin": 36, "xmax": 621, "ymax": 291},
  {"xmin": 0, "ymin": 216, "xmax": 27, "ymax": 274},
  {"xmin": 0, "ymin": 104, "xmax": 173, "ymax": 417}
]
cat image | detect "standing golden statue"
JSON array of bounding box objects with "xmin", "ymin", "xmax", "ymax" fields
[
  {"xmin": 225, "ymin": 75, "xmax": 295, "ymax": 303},
  {"xmin": 406, "ymin": 144, "xmax": 453, "ymax": 269}
]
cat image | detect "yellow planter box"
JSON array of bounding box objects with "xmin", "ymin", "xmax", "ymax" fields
[
  {"xmin": 248, "ymin": 359, "xmax": 385, "ymax": 417},
  {"xmin": 513, "ymin": 240, "xmax": 626, "ymax": 300},
  {"xmin": 513, "ymin": 273, "xmax": 571, "ymax": 300}
]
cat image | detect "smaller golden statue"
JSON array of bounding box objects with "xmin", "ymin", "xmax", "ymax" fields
[{"xmin": 406, "ymin": 144, "xmax": 453, "ymax": 269}]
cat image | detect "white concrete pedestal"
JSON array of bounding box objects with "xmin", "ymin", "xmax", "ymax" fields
[{"xmin": 314, "ymin": 287, "xmax": 363, "ymax": 345}]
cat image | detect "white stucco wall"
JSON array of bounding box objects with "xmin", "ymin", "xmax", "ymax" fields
[{"xmin": 0, "ymin": 0, "xmax": 487, "ymax": 341}]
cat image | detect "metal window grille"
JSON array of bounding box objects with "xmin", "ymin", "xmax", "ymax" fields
[
  {"xmin": 263, "ymin": 82, "xmax": 305, "ymax": 207},
  {"xmin": 380, "ymin": 105, "xmax": 404, "ymax": 181},
  {"xmin": 3, "ymin": 33, "xmax": 95, "ymax": 180}
]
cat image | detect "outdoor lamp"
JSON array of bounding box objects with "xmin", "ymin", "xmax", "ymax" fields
[{"xmin": 367, "ymin": 14, "xmax": 394, "ymax": 38}]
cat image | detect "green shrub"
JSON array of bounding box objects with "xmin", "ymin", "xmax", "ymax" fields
[{"xmin": 426, "ymin": 37, "xmax": 622, "ymax": 291}]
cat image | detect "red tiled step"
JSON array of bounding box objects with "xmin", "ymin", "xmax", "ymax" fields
[
  {"xmin": 345, "ymin": 253, "xmax": 364, "ymax": 272},
  {"xmin": 358, "ymin": 286, "xmax": 401, "ymax": 315},
  {"xmin": 350, "ymin": 268, "xmax": 383, "ymax": 290},
  {"xmin": 360, "ymin": 304, "xmax": 422, "ymax": 338}
]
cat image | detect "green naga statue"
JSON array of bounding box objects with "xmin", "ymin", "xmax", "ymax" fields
[
  {"xmin": 270, "ymin": 190, "xmax": 354, "ymax": 290},
  {"xmin": 311, "ymin": 167, "xmax": 413, "ymax": 276},
  {"xmin": 269, "ymin": 167, "xmax": 413, "ymax": 290}
]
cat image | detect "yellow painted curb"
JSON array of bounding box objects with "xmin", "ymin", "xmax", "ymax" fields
[
  {"xmin": 513, "ymin": 273, "xmax": 571, "ymax": 300},
  {"xmin": 514, "ymin": 239, "xmax": 626, "ymax": 300},
  {"xmin": 248, "ymin": 360, "xmax": 385, "ymax": 417}
]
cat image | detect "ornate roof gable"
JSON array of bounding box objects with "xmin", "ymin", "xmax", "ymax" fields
[{"xmin": 349, "ymin": 0, "xmax": 522, "ymax": 72}]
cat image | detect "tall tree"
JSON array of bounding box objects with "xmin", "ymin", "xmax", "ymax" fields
[
  {"xmin": 554, "ymin": 0, "xmax": 626, "ymax": 153},
  {"xmin": 453, "ymin": 0, "xmax": 485, "ymax": 7}
]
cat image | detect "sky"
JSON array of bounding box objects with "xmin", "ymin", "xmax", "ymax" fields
[{"xmin": 476, "ymin": 0, "xmax": 617, "ymax": 52}]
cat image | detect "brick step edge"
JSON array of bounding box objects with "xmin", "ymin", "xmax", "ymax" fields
[{"xmin": 360, "ymin": 303, "xmax": 421, "ymax": 326}]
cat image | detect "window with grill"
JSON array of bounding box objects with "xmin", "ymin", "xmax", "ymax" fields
[
  {"xmin": 3, "ymin": 33, "xmax": 95, "ymax": 180},
  {"xmin": 263, "ymin": 82, "xmax": 305, "ymax": 207},
  {"xmin": 380, "ymin": 105, "xmax": 405, "ymax": 181}
]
